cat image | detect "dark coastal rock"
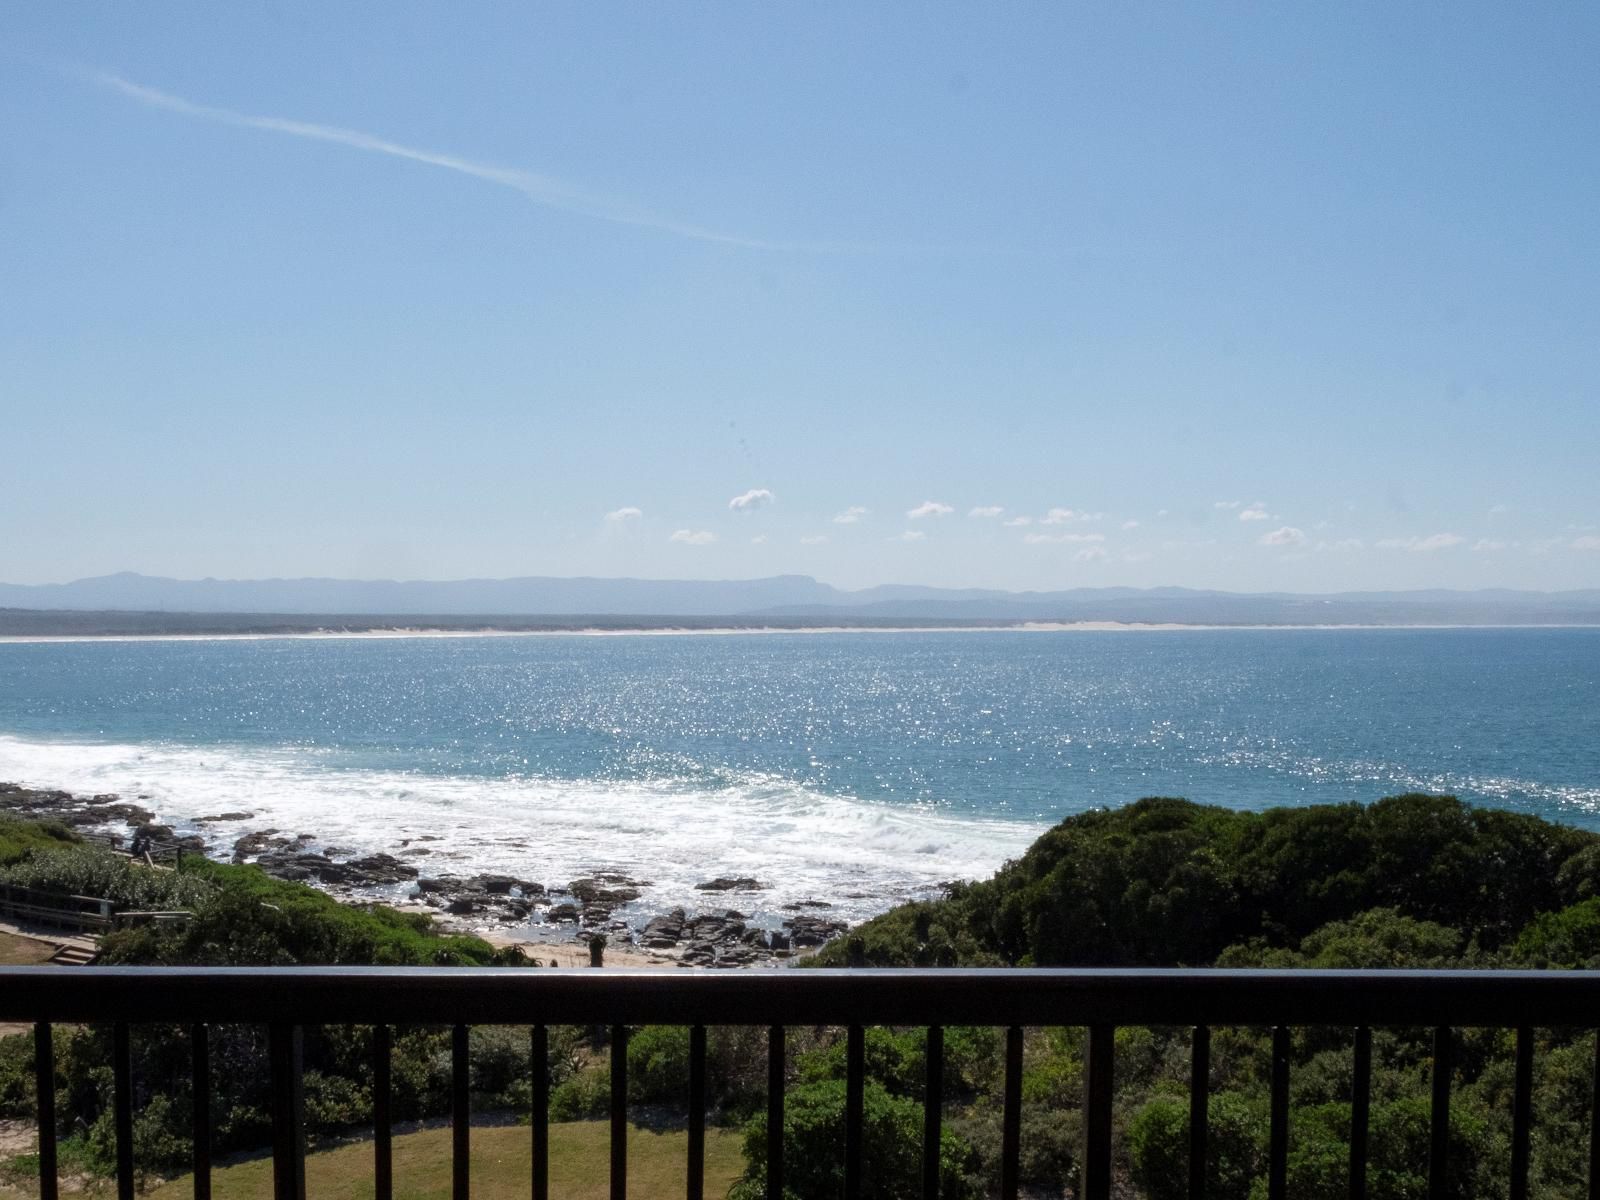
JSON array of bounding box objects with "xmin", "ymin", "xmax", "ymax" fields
[
  {"xmin": 568, "ymin": 876, "xmax": 644, "ymax": 905},
  {"xmin": 547, "ymin": 902, "xmax": 580, "ymax": 922},
  {"xmin": 695, "ymin": 877, "xmax": 765, "ymax": 892},
  {"xmin": 784, "ymin": 914, "xmax": 848, "ymax": 947},
  {"xmin": 781, "ymin": 899, "xmax": 835, "ymax": 910},
  {"xmin": 196, "ymin": 812, "xmax": 255, "ymax": 823},
  {"xmin": 445, "ymin": 897, "xmax": 481, "ymax": 915},
  {"xmin": 344, "ymin": 853, "xmax": 419, "ymax": 882}
]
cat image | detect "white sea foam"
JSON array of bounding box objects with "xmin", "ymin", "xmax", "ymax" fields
[{"xmin": 0, "ymin": 734, "xmax": 1045, "ymax": 930}]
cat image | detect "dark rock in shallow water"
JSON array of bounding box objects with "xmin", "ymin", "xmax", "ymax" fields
[
  {"xmin": 568, "ymin": 877, "xmax": 643, "ymax": 905},
  {"xmin": 785, "ymin": 913, "xmax": 848, "ymax": 947},
  {"xmin": 196, "ymin": 812, "xmax": 255, "ymax": 823},
  {"xmin": 695, "ymin": 877, "xmax": 765, "ymax": 892},
  {"xmin": 547, "ymin": 903, "xmax": 580, "ymax": 922},
  {"xmin": 344, "ymin": 853, "xmax": 419, "ymax": 882}
]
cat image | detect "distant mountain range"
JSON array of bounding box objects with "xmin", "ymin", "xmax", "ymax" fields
[{"xmin": 1, "ymin": 571, "xmax": 1599, "ymax": 629}]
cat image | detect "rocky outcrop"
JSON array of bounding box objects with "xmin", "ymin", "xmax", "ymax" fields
[{"xmin": 695, "ymin": 877, "xmax": 765, "ymax": 892}]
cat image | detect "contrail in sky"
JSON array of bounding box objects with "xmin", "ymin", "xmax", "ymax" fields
[{"xmin": 85, "ymin": 69, "xmax": 856, "ymax": 252}]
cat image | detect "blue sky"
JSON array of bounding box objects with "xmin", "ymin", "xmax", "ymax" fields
[{"xmin": 2, "ymin": 5, "xmax": 1597, "ymax": 592}]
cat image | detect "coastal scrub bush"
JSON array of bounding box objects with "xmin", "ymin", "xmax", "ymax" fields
[
  {"xmin": 730, "ymin": 1079, "xmax": 976, "ymax": 1200},
  {"xmin": 549, "ymin": 1062, "xmax": 610, "ymax": 1121},
  {"xmin": 0, "ymin": 845, "xmax": 211, "ymax": 910},
  {"xmin": 1129, "ymin": 1091, "xmax": 1262, "ymax": 1200},
  {"xmin": 627, "ymin": 1025, "xmax": 690, "ymax": 1105},
  {"xmin": 0, "ymin": 1032, "xmax": 35, "ymax": 1119},
  {"xmin": 1512, "ymin": 898, "xmax": 1600, "ymax": 967},
  {"xmin": 98, "ymin": 859, "xmax": 508, "ymax": 966},
  {"xmin": 0, "ymin": 813, "xmax": 79, "ymax": 865}
]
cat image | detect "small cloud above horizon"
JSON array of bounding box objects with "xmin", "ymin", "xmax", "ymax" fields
[
  {"xmin": 1376, "ymin": 533, "xmax": 1465, "ymax": 553},
  {"xmin": 893, "ymin": 530, "xmax": 928, "ymax": 542},
  {"xmin": 669, "ymin": 529, "xmax": 716, "ymax": 545},
  {"xmin": 800, "ymin": 535, "xmax": 829, "ymax": 545},
  {"xmin": 907, "ymin": 501, "xmax": 954, "ymax": 519},
  {"xmin": 1024, "ymin": 532, "xmax": 1106, "ymax": 545},
  {"xmin": 968, "ymin": 505, "xmax": 1004, "ymax": 518},
  {"xmin": 1259, "ymin": 526, "xmax": 1307, "ymax": 548},
  {"xmin": 729, "ymin": 488, "xmax": 775, "ymax": 512},
  {"xmin": 605, "ymin": 506, "xmax": 643, "ymax": 522},
  {"xmin": 1041, "ymin": 508, "xmax": 1099, "ymax": 525},
  {"xmin": 1238, "ymin": 503, "xmax": 1270, "ymax": 522},
  {"xmin": 832, "ymin": 506, "xmax": 868, "ymax": 524}
]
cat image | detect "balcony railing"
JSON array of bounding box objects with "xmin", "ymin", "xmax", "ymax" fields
[{"xmin": 5, "ymin": 966, "xmax": 1600, "ymax": 1200}]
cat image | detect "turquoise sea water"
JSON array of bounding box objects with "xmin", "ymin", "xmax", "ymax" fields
[{"xmin": 1, "ymin": 628, "xmax": 1597, "ymax": 925}]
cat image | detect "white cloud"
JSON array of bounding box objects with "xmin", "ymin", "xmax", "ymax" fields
[
  {"xmin": 968, "ymin": 506, "xmax": 1005, "ymax": 518},
  {"xmin": 1238, "ymin": 503, "xmax": 1270, "ymax": 522},
  {"xmin": 1327, "ymin": 538, "xmax": 1365, "ymax": 552},
  {"xmin": 1002, "ymin": 516, "xmax": 1032, "ymax": 527},
  {"xmin": 1024, "ymin": 532, "xmax": 1107, "ymax": 545},
  {"xmin": 1471, "ymin": 539, "xmax": 1510, "ymax": 552},
  {"xmin": 1121, "ymin": 519, "xmax": 1141, "ymax": 530},
  {"xmin": 86, "ymin": 72, "xmax": 834, "ymax": 251},
  {"xmin": 1573, "ymin": 536, "xmax": 1600, "ymax": 551},
  {"xmin": 1041, "ymin": 507, "xmax": 1100, "ymax": 525},
  {"xmin": 751, "ymin": 534, "xmax": 769, "ymax": 545},
  {"xmin": 907, "ymin": 501, "xmax": 954, "ymax": 519},
  {"xmin": 1156, "ymin": 509, "xmax": 1170, "ymax": 518},
  {"xmin": 1122, "ymin": 550, "xmax": 1153, "ymax": 563},
  {"xmin": 1375, "ymin": 533, "xmax": 1466, "ymax": 552},
  {"xmin": 669, "ymin": 529, "xmax": 716, "ymax": 545},
  {"xmin": 1489, "ymin": 503, "xmax": 1510, "ymax": 515},
  {"xmin": 893, "ymin": 530, "xmax": 927, "ymax": 542},
  {"xmin": 1075, "ymin": 545, "xmax": 1109, "ymax": 562},
  {"xmin": 604, "ymin": 506, "xmax": 643, "ymax": 522},
  {"xmin": 1259, "ymin": 526, "xmax": 1307, "ymax": 548},
  {"xmin": 832, "ymin": 506, "xmax": 868, "ymax": 525},
  {"xmin": 1214, "ymin": 500, "xmax": 1243, "ymax": 510},
  {"xmin": 728, "ymin": 488, "xmax": 775, "ymax": 512},
  {"xmin": 800, "ymin": 535, "xmax": 829, "ymax": 545}
]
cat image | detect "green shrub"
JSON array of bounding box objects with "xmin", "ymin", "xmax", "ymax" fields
[
  {"xmin": 731, "ymin": 1079, "xmax": 975, "ymax": 1200},
  {"xmin": 627, "ymin": 1025, "xmax": 690, "ymax": 1106},
  {"xmin": 549, "ymin": 1063, "xmax": 610, "ymax": 1121}
]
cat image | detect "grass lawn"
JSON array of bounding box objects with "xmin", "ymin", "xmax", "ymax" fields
[
  {"xmin": 142, "ymin": 1121, "xmax": 743, "ymax": 1200},
  {"xmin": 0, "ymin": 933, "xmax": 54, "ymax": 967}
]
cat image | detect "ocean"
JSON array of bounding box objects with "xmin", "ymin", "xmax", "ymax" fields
[{"xmin": 1, "ymin": 627, "xmax": 1597, "ymax": 931}]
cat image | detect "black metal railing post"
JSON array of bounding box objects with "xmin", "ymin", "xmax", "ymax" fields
[
  {"xmin": 34, "ymin": 1022, "xmax": 57, "ymax": 1200},
  {"xmin": 611, "ymin": 1024, "xmax": 628, "ymax": 1200},
  {"xmin": 1350, "ymin": 1026, "xmax": 1372, "ymax": 1200},
  {"xmin": 113, "ymin": 1022, "xmax": 135, "ymax": 1200},
  {"xmin": 688, "ymin": 1024, "xmax": 706, "ymax": 1200},
  {"xmin": 923, "ymin": 1025, "xmax": 943, "ymax": 1200},
  {"xmin": 845, "ymin": 1024, "xmax": 864, "ymax": 1200},
  {"xmin": 268, "ymin": 1023, "xmax": 305, "ymax": 1200},
  {"xmin": 1001, "ymin": 1025, "xmax": 1023, "ymax": 1200},
  {"xmin": 1429, "ymin": 1026, "xmax": 1452, "ymax": 1200},
  {"xmin": 453, "ymin": 1023, "xmax": 470, "ymax": 1200},
  {"xmin": 1082, "ymin": 1023, "xmax": 1115, "ymax": 1200},
  {"xmin": 1189, "ymin": 1024, "xmax": 1210, "ymax": 1200},
  {"xmin": 766, "ymin": 1024, "xmax": 784, "ymax": 1200},
  {"xmin": 191, "ymin": 1023, "xmax": 211, "ymax": 1200},
  {"xmin": 374, "ymin": 1024, "xmax": 392, "ymax": 1200}
]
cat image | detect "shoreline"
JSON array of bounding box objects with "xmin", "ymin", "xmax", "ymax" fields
[
  {"xmin": 0, "ymin": 782, "xmax": 855, "ymax": 968},
  {"xmin": 5, "ymin": 620, "xmax": 1600, "ymax": 644}
]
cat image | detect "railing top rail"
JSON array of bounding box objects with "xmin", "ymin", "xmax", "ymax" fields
[{"xmin": 4, "ymin": 966, "xmax": 1600, "ymax": 1027}]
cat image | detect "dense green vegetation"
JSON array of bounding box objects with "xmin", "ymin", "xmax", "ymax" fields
[
  {"xmin": 0, "ymin": 813, "xmax": 81, "ymax": 866},
  {"xmin": 8, "ymin": 795, "xmax": 1600, "ymax": 1197},
  {"xmin": 811, "ymin": 793, "xmax": 1600, "ymax": 969},
  {"xmin": 792, "ymin": 794, "xmax": 1600, "ymax": 1198},
  {"xmin": 0, "ymin": 835, "xmax": 523, "ymax": 1186}
]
